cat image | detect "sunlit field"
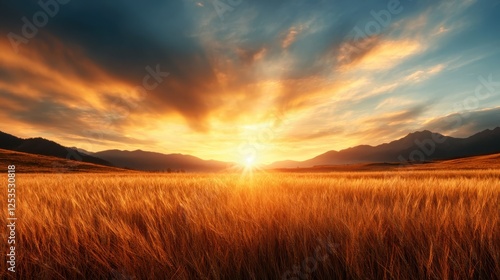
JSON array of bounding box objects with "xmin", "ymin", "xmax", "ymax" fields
[{"xmin": 2, "ymin": 171, "xmax": 500, "ymax": 279}]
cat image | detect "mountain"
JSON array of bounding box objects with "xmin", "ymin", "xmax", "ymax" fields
[
  {"xmin": 0, "ymin": 131, "xmax": 232, "ymax": 172},
  {"xmin": 69, "ymin": 147, "xmax": 94, "ymax": 155},
  {"xmin": 270, "ymin": 153, "xmax": 500, "ymax": 172},
  {"xmin": 0, "ymin": 130, "xmax": 24, "ymax": 148},
  {"xmin": 3, "ymin": 126, "xmax": 499, "ymax": 172},
  {"xmin": 0, "ymin": 131, "xmax": 111, "ymax": 166},
  {"xmin": 268, "ymin": 127, "xmax": 500, "ymax": 168},
  {"xmin": 93, "ymin": 149, "xmax": 232, "ymax": 172},
  {"xmin": 0, "ymin": 148, "xmax": 130, "ymax": 173}
]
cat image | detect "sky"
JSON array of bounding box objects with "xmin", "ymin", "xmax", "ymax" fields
[{"xmin": 1, "ymin": 0, "xmax": 499, "ymax": 164}]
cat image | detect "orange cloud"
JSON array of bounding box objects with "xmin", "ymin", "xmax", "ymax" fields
[
  {"xmin": 350, "ymin": 39, "xmax": 423, "ymax": 71},
  {"xmin": 0, "ymin": 37, "xmax": 131, "ymax": 110},
  {"xmin": 404, "ymin": 64, "xmax": 445, "ymax": 83},
  {"xmin": 282, "ymin": 27, "xmax": 300, "ymax": 49}
]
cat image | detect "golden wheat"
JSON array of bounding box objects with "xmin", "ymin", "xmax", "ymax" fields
[{"xmin": 1, "ymin": 170, "xmax": 499, "ymax": 279}]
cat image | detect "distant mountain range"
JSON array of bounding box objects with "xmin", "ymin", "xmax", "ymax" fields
[
  {"xmin": 267, "ymin": 127, "xmax": 500, "ymax": 168},
  {"xmin": 0, "ymin": 131, "xmax": 232, "ymax": 172},
  {"xmin": 0, "ymin": 131, "xmax": 111, "ymax": 166},
  {"xmin": 92, "ymin": 150, "xmax": 232, "ymax": 172},
  {"xmin": 0, "ymin": 148, "xmax": 130, "ymax": 173},
  {"xmin": 1, "ymin": 127, "xmax": 499, "ymax": 172}
]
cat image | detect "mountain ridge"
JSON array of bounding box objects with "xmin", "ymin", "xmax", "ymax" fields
[
  {"xmin": 267, "ymin": 127, "xmax": 500, "ymax": 168},
  {"xmin": 93, "ymin": 149, "xmax": 232, "ymax": 172},
  {"xmin": 0, "ymin": 131, "xmax": 112, "ymax": 166},
  {"xmin": 1, "ymin": 127, "xmax": 499, "ymax": 171}
]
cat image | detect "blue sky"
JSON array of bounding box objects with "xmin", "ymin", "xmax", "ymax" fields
[{"xmin": 0, "ymin": 0, "xmax": 499, "ymax": 163}]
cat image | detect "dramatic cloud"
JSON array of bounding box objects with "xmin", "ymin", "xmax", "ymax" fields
[
  {"xmin": 1, "ymin": 0, "xmax": 499, "ymax": 163},
  {"xmin": 423, "ymin": 107, "xmax": 500, "ymax": 138}
]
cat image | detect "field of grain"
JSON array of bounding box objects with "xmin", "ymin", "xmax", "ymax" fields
[{"xmin": 2, "ymin": 170, "xmax": 500, "ymax": 279}]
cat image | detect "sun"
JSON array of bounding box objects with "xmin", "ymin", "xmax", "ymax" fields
[{"xmin": 244, "ymin": 156, "xmax": 256, "ymax": 169}]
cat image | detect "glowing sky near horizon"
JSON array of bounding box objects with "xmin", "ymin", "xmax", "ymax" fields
[{"xmin": 0, "ymin": 0, "xmax": 499, "ymax": 164}]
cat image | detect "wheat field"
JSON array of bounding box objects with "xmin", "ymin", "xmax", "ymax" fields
[{"xmin": 2, "ymin": 170, "xmax": 500, "ymax": 279}]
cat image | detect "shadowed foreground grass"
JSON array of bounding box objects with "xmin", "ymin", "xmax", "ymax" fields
[{"xmin": 2, "ymin": 171, "xmax": 499, "ymax": 279}]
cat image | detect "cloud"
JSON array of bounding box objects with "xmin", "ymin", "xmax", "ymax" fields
[
  {"xmin": 0, "ymin": 0, "xmax": 439, "ymax": 131},
  {"xmin": 423, "ymin": 107, "xmax": 500, "ymax": 137},
  {"xmin": 351, "ymin": 39, "xmax": 424, "ymax": 71},
  {"xmin": 0, "ymin": 0, "xmax": 498, "ymax": 163},
  {"xmin": 286, "ymin": 127, "xmax": 345, "ymax": 142},
  {"xmin": 363, "ymin": 103, "xmax": 431, "ymax": 127},
  {"xmin": 336, "ymin": 35, "xmax": 381, "ymax": 69},
  {"xmin": 282, "ymin": 26, "xmax": 304, "ymax": 49},
  {"xmin": 403, "ymin": 64, "xmax": 445, "ymax": 83}
]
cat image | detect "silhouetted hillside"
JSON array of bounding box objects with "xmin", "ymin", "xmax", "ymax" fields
[
  {"xmin": 0, "ymin": 148, "xmax": 130, "ymax": 173},
  {"xmin": 94, "ymin": 150, "xmax": 232, "ymax": 172},
  {"xmin": 3, "ymin": 127, "xmax": 498, "ymax": 172},
  {"xmin": 0, "ymin": 131, "xmax": 24, "ymax": 148},
  {"xmin": 0, "ymin": 131, "xmax": 111, "ymax": 166}
]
